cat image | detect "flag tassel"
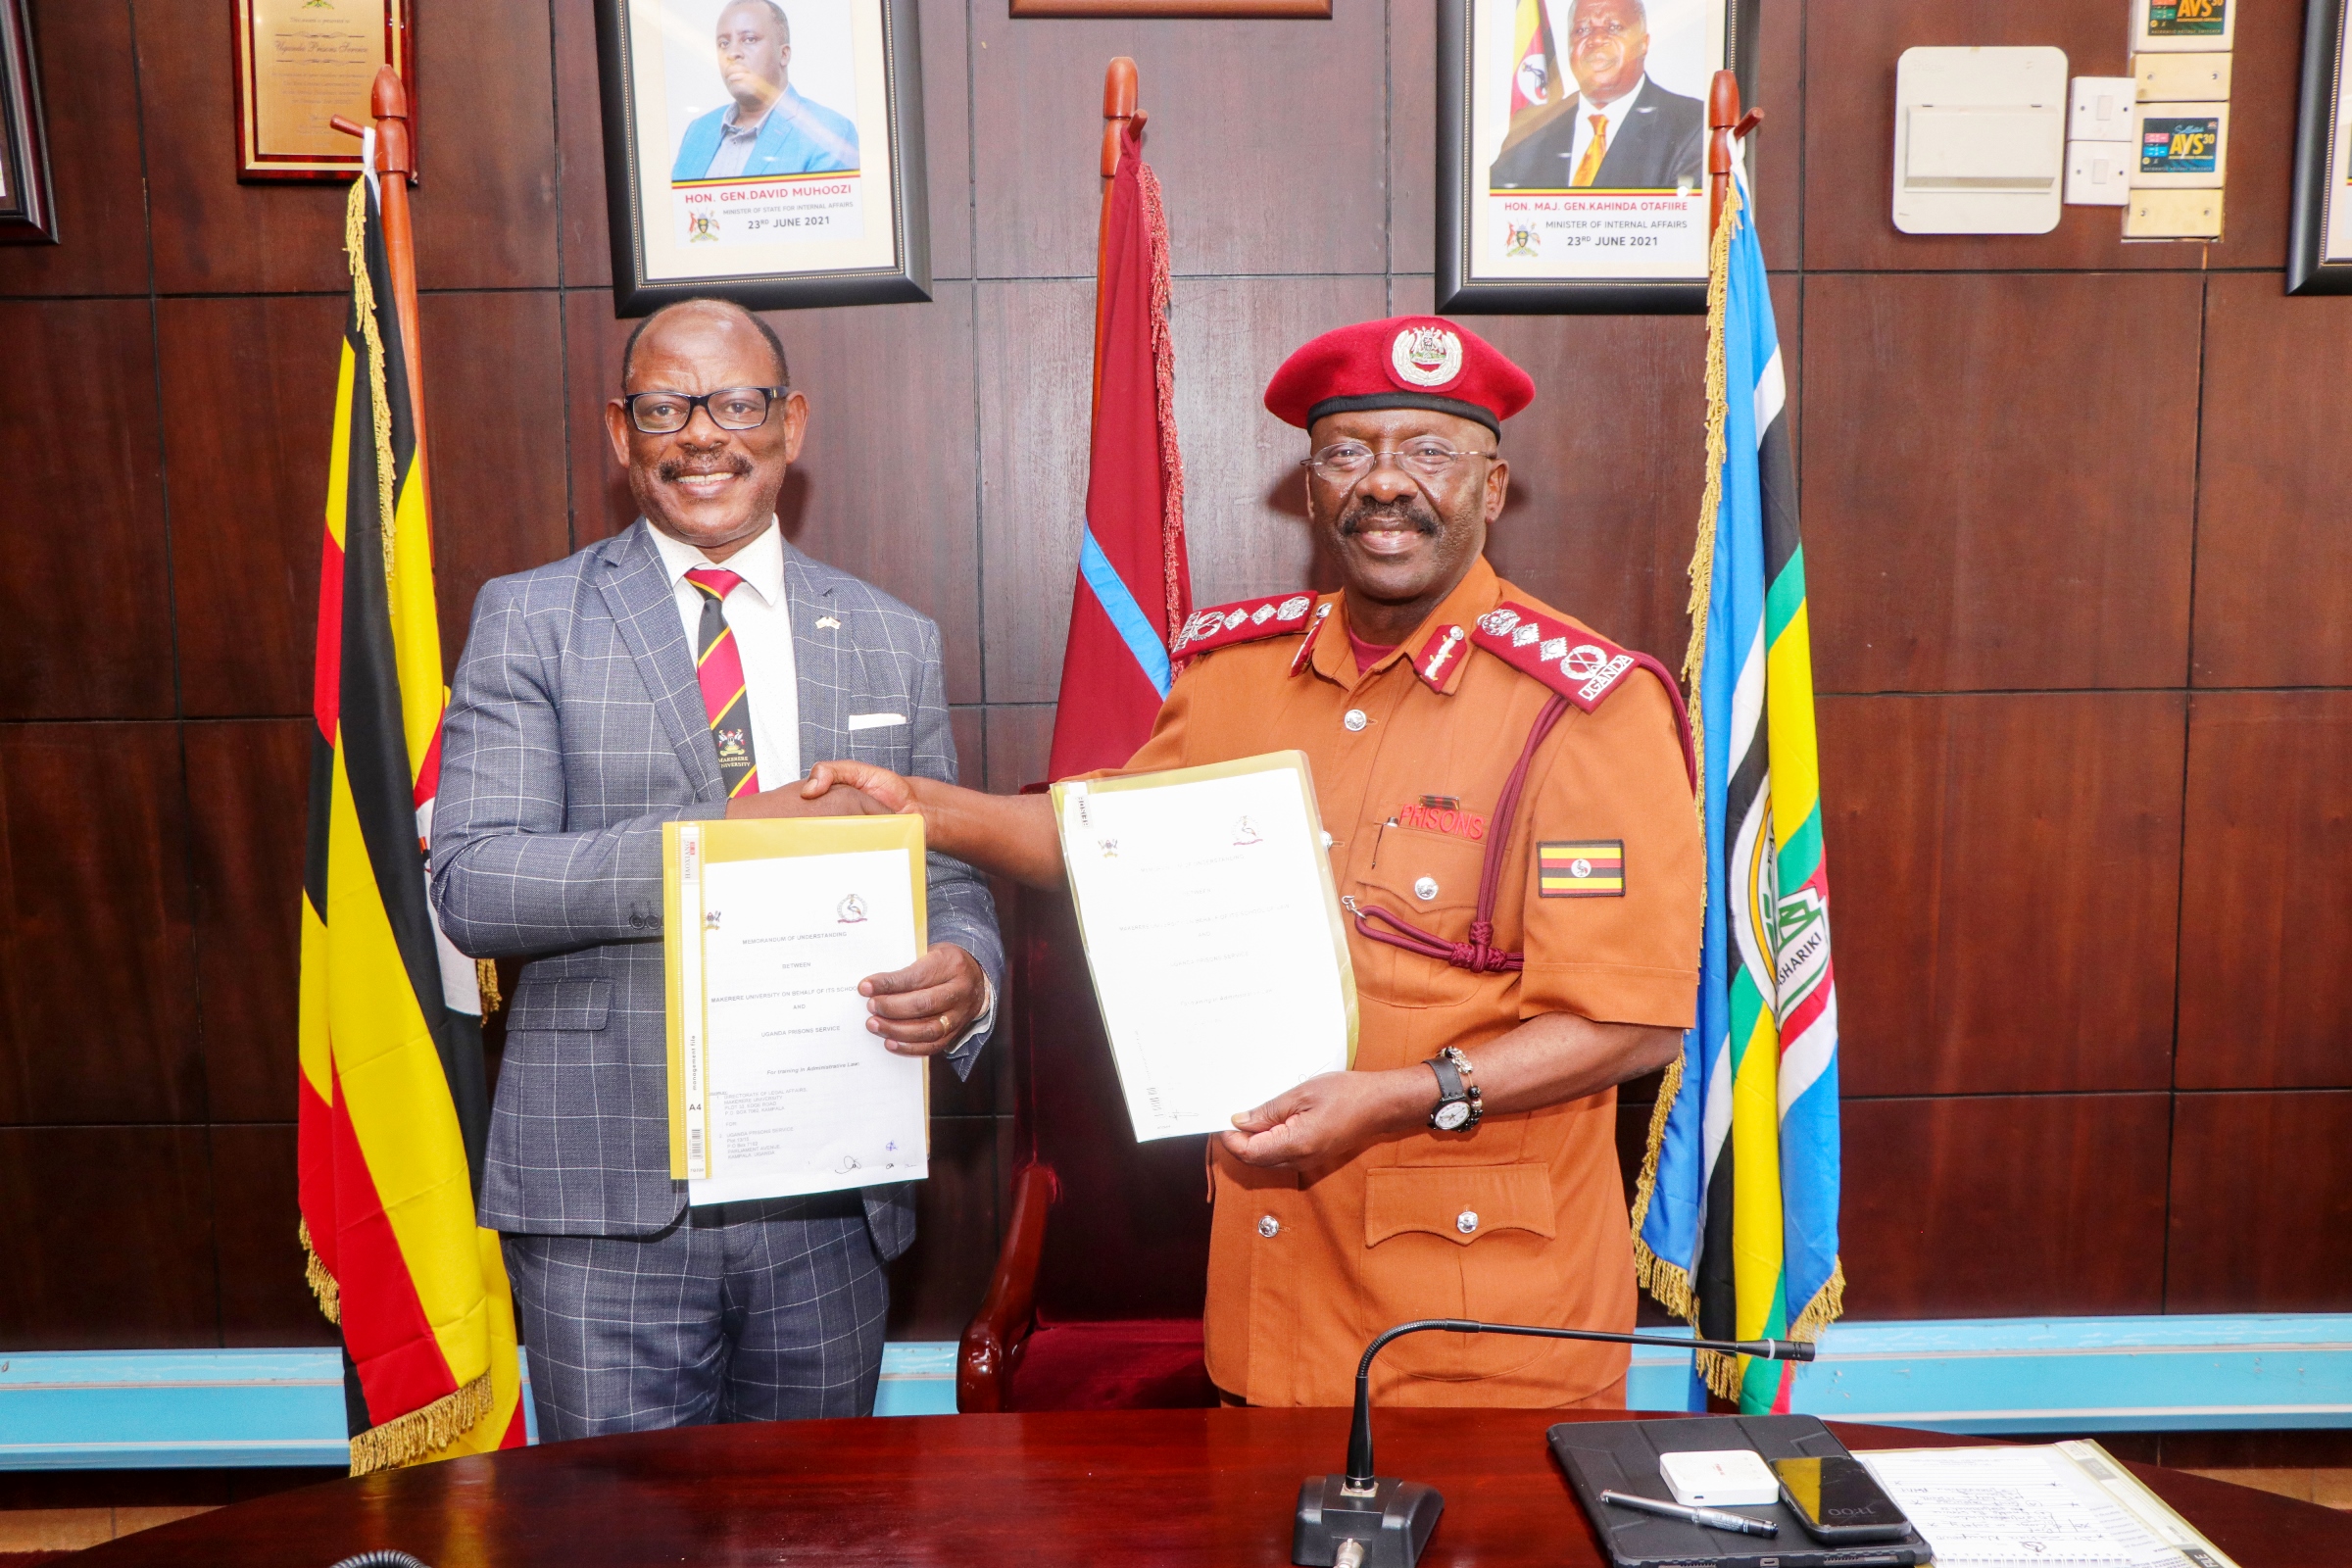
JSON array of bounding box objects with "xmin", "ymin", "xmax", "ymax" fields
[
  {"xmin": 297, "ymin": 1217, "xmax": 342, "ymax": 1326},
  {"xmin": 347, "ymin": 1371, "xmax": 495, "ymax": 1477}
]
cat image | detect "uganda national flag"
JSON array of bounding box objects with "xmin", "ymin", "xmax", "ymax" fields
[
  {"xmin": 295, "ymin": 168, "xmax": 525, "ymax": 1473},
  {"xmin": 1632, "ymin": 168, "xmax": 1845, "ymax": 1413}
]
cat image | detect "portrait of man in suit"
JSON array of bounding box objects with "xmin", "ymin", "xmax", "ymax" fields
[
  {"xmin": 671, "ymin": 0, "xmax": 860, "ymax": 182},
  {"xmin": 430, "ymin": 297, "xmax": 1001, "ymax": 1440},
  {"xmin": 1488, "ymin": 0, "xmax": 1705, "ymax": 192}
]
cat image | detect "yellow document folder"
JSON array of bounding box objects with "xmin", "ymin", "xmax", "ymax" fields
[{"xmin": 662, "ymin": 813, "xmax": 929, "ymax": 1186}]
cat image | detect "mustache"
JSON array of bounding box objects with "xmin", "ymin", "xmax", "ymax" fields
[
  {"xmin": 1337, "ymin": 496, "xmax": 1441, "ymax": 537},
  {"xmin": 657, "ymin": 453, "xmax": 754, "ymax": 483}
]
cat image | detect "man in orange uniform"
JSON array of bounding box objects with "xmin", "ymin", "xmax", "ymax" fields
[{"xmin": 810, "ymin": 318, "xmax": 1702, "ymax": 1408}]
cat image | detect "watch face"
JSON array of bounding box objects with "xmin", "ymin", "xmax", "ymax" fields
[{"xmin": 1433, "ymin": 1101, "xmax": 1472, "ymax": 1131}]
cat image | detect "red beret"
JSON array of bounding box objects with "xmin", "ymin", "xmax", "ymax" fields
[{"xmin": 1263, "ymin": 316, "xmax": 1536, "ymax": 438}]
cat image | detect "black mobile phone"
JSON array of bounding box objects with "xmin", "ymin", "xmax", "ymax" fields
[{"xmin": 1769, "ymin": 1456, "xmax": 1913, "ymax": 1544}]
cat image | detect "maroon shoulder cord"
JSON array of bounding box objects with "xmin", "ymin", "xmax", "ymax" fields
[{"xmin": 1348, "ymin": 693, "xmax": 1570, "ymax": 974}]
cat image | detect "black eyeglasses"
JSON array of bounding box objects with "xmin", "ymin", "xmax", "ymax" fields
[{"xmin": 621, "ymin": 385, "xmax": 789, "ymax": 434}]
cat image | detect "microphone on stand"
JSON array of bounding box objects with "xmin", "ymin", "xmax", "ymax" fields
[{"xmin": 1291, "ymin": 1318, "xmax": 1818, "ymax": 1568}]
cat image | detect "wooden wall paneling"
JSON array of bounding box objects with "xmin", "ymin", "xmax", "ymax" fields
[
  {"xmin": 208, "ymin": 1124, "xmax": 338, "ymax": 1348},
  {"xmin": 552, "ymin": 0, "xmax": 613, "ymax": 290},
  {"xmin": 0, "ymin": 1127, "xmax": 220, "ymax": 1348},
  {"xmin": 1817, "ymin": 692, "xmax": 2184, "ymax": 1096},
  {"xmin": 1839, "ymin": 1094, "xmax": 2170, "ymax": 1318},
  {"xmin": 404, "ymin": 0, "xmax": 560, "ymax": 292},
  {"xmin": 0, "ymin": 722, "xmax": 202, "ymax": 1125},
  {"xmin": 764, "ymin": 286, "xmax": 983, "ymax": 703},
  {"xmin": 2199, "ymin": 0, "xmax": 2300, "ymax": 271},
  {"xmin": 135, "ymin": 0, "xmax": 558, "ymax": 293},
  {"xmin": 2167, "ymin": 1091, "xmax": 2352, "ymax": 1313},
  {"xmin": 130, "ymin": 0, "xmax": 349, "ymax": 295},
  {"xmin": 982, "ymin": 705, "xmax": 1055, "ymax": 794},
  {"xmin": 1750, "ymin": 0, "xmax": 1804, "ymax": 273},
  {"xmin": 968, "ymin": 10, "xmax": 1390, "ymax": 279},
  {"xmin": 886, "ymin": 1110, "xmax": 1003, "ymax": 1340},
  {"xmin": 562, "ymin": 290, "xmax": 639, "ymax": 546},
  {"xmin": 976, "ymin": 279, "xmax": 1092, "ymax": 704},
  {"xmin": 2175, "ymin": 692, "xmax": 2352, "ymax": 1090},
  {"xmin": 156, "ymin": 294, "xmax": 344, "ymax": 719},
  {"xmin": 1799, "ymin": 0, "xmax": 2188, "ymax": 271},
  {"xmin": 0, "ymin": 300, "xmax": 175, "ymax": 720},
  {"xmin": 1799, "ymin": 272, "xmax": 2200, "ymax": 693},
  {"xmin": 416, "ymin": 290, "xmax": 572, "ymax": 669},
  {"xmin": 914, "ymin": 0, "xmax": 975, "ymax": 282},
  {"xmin": 183, "ymin": 719, "xmax": 310, "ymax": 1124},
  {"xmin": 1389, "ymin": 0, "xmax": 1436, "ymax": 279},
  {"xmin": 0, "ymin": 0, "xmax": 150, "ymax": 295},
  {"xmin": 2189, "ymin": 272, "xmax": 2352, "ymax": 689}
]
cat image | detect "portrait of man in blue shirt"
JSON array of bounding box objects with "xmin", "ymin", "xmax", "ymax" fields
[{"xmin": 672, "ymin": 0, "xmax": 861, "ymax": 182}]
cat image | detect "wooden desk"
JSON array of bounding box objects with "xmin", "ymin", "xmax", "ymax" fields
[{"xmin": 71, "ymin": 1408, "xmax": 2351, "ymax": 1566}]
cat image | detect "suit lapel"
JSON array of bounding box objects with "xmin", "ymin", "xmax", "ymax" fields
[
  {"xmin": 596, "ymin": 521, "xmax": 725, "ymax": 801},
  {"xmin": 785, "ymin": 545, "xmax": 847, "ymax": 772}
]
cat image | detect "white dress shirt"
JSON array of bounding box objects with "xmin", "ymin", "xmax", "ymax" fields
[
  {"xmin": 650, "ymin": 516, "xmax": 801, "ymax": 792},
  {"xmin": 1567, "ymin": 77, "xmax": 1649, "ymax": 181}
]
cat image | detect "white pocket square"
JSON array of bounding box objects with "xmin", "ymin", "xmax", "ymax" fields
[{"xmin": 845, "ymin": 712, "xmax": 906, "ymax": 732}]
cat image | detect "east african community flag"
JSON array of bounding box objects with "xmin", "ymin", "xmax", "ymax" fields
[
  {"xmin": 1632, "ymin": 168, "xmax": 1845, "ymax": 1412},
  {"xmin": 295, "ymin": 166, "xmax": 524, "ymax": 1473}
]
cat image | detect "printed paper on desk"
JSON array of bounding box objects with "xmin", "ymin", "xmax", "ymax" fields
[
  {"xmin": 1054, "ymin": 752, "xmax": 1358, "ymax": 1141},
  {"xmin": 1858, "ymin": 1444, "xmax": 2240, "ymax": 1568},
  {"xmin": 663, "ymin": 814, "xmax": 930, "ymax": 1201}
]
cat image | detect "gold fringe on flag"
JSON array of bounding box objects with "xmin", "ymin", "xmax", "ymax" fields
[
  {"xmin": 343, "ymin": 178, "xmax": 399, "ymax": 591},
  {"xmin": 298, "ymin": 1217, "xmax": 342, "ymax": 1326},
  {"xmin": 475, "ymin": 957, "xmax": 503, "ymax": 1015},
  {"xmin": 346, "ymin": 1371, "xmax": 493, "ymax": 1477}
]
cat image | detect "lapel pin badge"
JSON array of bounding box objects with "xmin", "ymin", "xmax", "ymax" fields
[{"xmin": 815, "ymin": 614, "xmax": 841, "ymax": 630}]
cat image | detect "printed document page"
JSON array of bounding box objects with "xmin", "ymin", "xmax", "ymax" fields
[
  {"xmin": 1859, "ymin": 1445, "xmax": 2237, "ymax": 1568},
  {"xmin": 664, "ymin": 819, "xmax": 929, "ymax": 1203},
  {"xmin": 1054, "ymin": 753, "xmax": 1357, "ymax": 1141}
]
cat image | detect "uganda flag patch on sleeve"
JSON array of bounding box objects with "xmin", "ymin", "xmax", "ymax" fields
[{"xmin": 1539, "ymin": 840, "xmax": 1625, "ymax": 897}]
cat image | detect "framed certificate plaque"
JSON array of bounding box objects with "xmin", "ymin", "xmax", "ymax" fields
[{"xmin": 233, "ymin": 0, "xmax": 414, "ymax": 183}]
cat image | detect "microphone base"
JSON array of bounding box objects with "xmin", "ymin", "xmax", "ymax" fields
[{"xmin": 1292, "ymin": 1474, "xmax": 1443, "ymax": 1568}]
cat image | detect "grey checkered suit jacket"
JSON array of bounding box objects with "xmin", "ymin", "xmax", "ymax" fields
[{"xmin": 429, "ymin": 520, "xmax": 1002, "ymax": 1258}]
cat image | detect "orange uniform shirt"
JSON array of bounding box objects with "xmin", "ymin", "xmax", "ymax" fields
[{"xmin": 1110, "ymin": 558, "xmax": 1702, "ymax": 1407}]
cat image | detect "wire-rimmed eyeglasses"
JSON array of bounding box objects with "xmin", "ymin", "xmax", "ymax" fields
[{"xmin": 1299, "ymin": 439, "xmax": 1498, "ymax": 485}]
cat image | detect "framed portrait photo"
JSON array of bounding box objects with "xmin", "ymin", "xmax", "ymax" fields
[
  {"xmin": 595, "ymin": 0, "xmax": 930, "ymax": 315},
  {"xmin": 0, "ymin": 0, "xmax": 57, "ymax": 243},
  {"xmin": 2288, "ymin": 0, "xmax": 2352, "ymax": 294},
  {"xmin": 1438, "ymin": 0, "xmax": 1745, "ymax": 314}
]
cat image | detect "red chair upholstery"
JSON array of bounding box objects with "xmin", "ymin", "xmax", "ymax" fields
[{"xmin": 957, "ymin": 887, "xmax": 1219, "ymax": 1412}]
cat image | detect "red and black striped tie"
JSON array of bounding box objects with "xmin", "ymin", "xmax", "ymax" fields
[{"xmin": 683, "ymin": 567, "xmax": 760, "ymax": 799}]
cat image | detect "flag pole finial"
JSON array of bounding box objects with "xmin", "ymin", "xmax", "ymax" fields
[{"xmin": 1705, "ymin": 71, "xmax": 1765, "ymax": 238}]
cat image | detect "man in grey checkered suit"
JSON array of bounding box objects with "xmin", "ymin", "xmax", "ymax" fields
[{"xmin": 430, "ymin": 298, "xmax": 1003, "ymax": 1440}]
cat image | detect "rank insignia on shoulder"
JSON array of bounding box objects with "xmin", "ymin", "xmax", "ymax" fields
[
  {"xmin": 1538, "ymin": 840, "xmax": 1624, "ymax": 897},
  {"xmin": 1472, "ymin": 603, "xmax": 1644, "ymax": 710},
  {"xmin": 1170, "ymin": 592, "xmax": 1321, "ymax": 662}
]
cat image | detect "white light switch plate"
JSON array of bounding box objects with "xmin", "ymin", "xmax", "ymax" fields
[
  {"xmin": 2067, "ymin": 142, "xmax": 2135, "ymax": 204},
  {"xmin": 2070, "ymin": 76, "xmax": 2138, "ymax": 141}
]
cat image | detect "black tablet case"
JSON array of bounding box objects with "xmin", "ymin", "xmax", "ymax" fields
[{"xmin": 1547, "ymin": 1413, "xmax": 1936, "ymax": 1568}]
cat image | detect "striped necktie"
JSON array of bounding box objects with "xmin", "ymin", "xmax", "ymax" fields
[
  {"xmin": 1572, "ymin": 114, "xmax": 1609, "ymax": 187},
  {"xmin": 683, "ymin": 567, "xmax": 760, "ymax": 799}
]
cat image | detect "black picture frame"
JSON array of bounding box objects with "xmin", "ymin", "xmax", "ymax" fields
[
  {"xmin": 2288, "ymin": 0, "xmax": 2352, "ymax": 294},
  {"xmin": 594, "ymin": 0, "xmax": 931, "ymax": 316},
  {"xmin": 1436, "ymin": 0, "xmax": 1751, "ymax": 315},
  {"xmin": 0, "ymin": 0, "xmax": 57, "ymax": 245}
]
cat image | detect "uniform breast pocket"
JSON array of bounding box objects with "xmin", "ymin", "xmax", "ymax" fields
[
  {"xmin": 1351, "ymin": 828, "xmax": 1492, "ymax": 1008},
  {"xmin": 1360, "ymin": 1162, "xmax": 1561, "ymax": 1381}
]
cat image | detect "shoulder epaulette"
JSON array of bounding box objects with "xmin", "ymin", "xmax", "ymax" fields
[
  {"xmin": 1472, "ymin": 602, "xmax": 1694, "ymax": 786},
  {"xmin": 1169, "ymin": 591, "xmax": 1323, "ymax": 662}
]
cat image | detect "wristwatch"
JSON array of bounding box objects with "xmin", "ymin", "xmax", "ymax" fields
[{"xmin": 1424, "ymin": 1049, "xmax": 1483, "ymax": 1132}]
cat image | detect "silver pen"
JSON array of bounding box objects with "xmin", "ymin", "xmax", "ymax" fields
[{"xmin": 1598, "ymin": 1488, "xmax": 1781, "ymax": 1538}]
